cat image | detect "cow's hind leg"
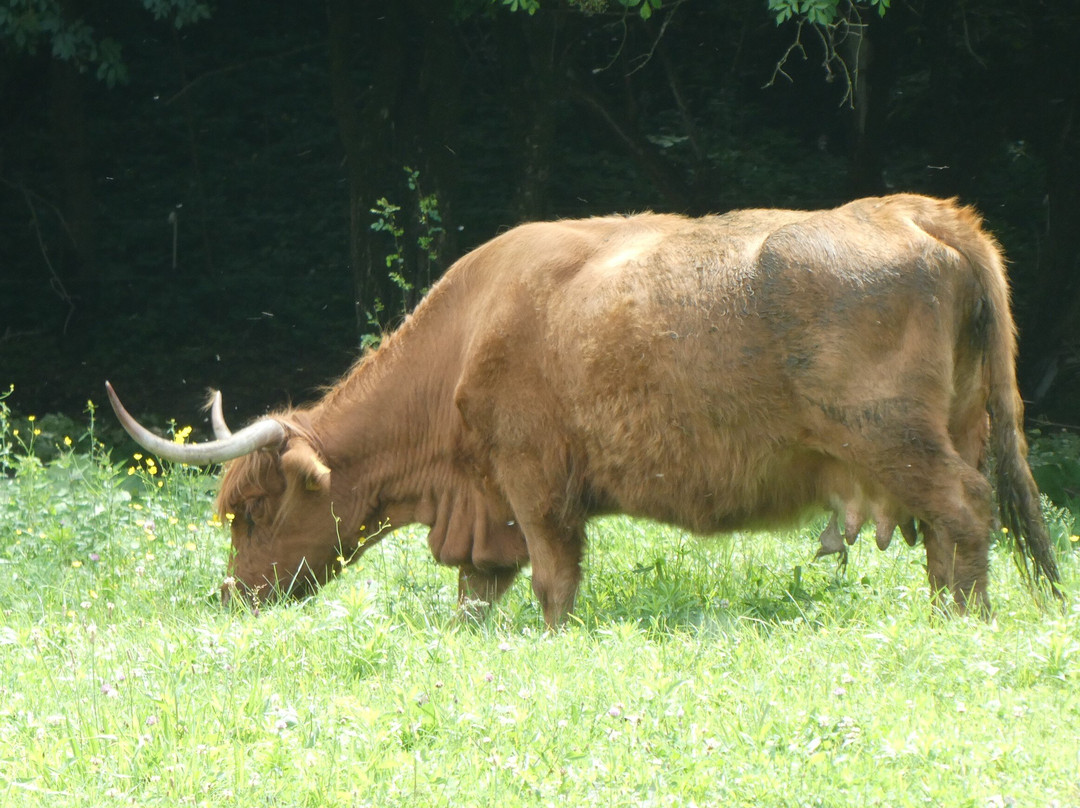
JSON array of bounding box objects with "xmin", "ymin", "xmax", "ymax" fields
[
  {"xmin": 922, "ymin": 465, "xmax": 993, "ymax": 615},
  {"xmin": 921, "ymin": 522, "xmax": 955, "ymax": 614},
  {"xmin": 866, "ymin": 442, "xmax": 993, "ymax": 615}
]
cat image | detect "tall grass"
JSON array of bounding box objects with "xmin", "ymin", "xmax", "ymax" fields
[{"xmin": 1, "ymin": 391, "xmax": 1078, "ymax": 807}]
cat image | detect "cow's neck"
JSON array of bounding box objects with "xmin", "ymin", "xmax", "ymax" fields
[{"xmin": 312, "ymin": 278, "xmax": 474, "ymax": 543}]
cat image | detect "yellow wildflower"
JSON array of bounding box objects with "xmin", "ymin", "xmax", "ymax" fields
[
  {"xmin": 27, "ymin": 415, "xmax": 35, "ymax": 422},
  {"xmin": 71, "ymin": 560, "xmax": 82, "ymax": 568},
  {"xmin": 63, "ymin": 436, "xmax": 73, "ymax": 447}
]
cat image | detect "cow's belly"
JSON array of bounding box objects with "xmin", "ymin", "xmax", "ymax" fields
[{"xmin": 580, "ymin": 429, "xmax": 850, "ymax": 535}]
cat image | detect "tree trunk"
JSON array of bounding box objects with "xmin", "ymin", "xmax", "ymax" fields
[
  {"xmin": 48, "ymin": 59, "xmax": 94, "ymax": 327},
  {"xmin": 326, "ymin": 0, "xmax": 377, "ymax": 339},
  {"xmin": 845, "ymin": 8, "xmax": 901, "ymax": 196},
  {"xmin": 327, "ymin": 0, "xmax": 462, "ymax": 336},
  {"xmin": 499, "ymin": 10, "xmax": 562, "ymax": 223},
  {"xmin": 402, "ymin": 0, "xmax": 463, "ymax": 296},
  {"xmin": 1018, "ymin": 13, "xmax": 1080, "ymax": 413}
]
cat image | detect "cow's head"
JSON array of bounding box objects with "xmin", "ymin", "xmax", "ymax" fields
[{"xmin": 106, "ymin": 382, "xmax": 351, "ymax": 605}]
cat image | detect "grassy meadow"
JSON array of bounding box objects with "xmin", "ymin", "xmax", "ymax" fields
[{"xmin": 1, "ymin": 392, "xmax": 1079, "ymax": 807}]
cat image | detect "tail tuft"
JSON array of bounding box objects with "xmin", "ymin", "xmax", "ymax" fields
[{"xmin": 994, "ymin": 417, "xmax": 1062, "ymax": 597}]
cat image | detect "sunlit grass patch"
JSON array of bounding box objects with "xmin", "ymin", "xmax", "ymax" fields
[{"xmin": 1, "ymin": 388, "xmax": 1079, "ymax": 807}]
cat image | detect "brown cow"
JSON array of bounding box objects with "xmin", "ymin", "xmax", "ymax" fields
[{"xmin": 107, "ymin": 194, "xmax": 1061, "ymax": 626}]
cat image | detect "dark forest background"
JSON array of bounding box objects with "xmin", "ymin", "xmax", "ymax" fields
[{"xmin": 1, "ymin": 0, "xmax": 1078, "ymax": 434}]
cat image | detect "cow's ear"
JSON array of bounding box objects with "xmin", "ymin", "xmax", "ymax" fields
[{"xmin": 281, "ymin": 440, "xmax": 332, "ymax": 493}]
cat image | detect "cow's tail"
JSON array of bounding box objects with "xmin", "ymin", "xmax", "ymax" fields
[
  {"xmin": 989, "ymin": 352, "xmax": 1062, "ymax": 596},
  {"xmin": 955, "ymin": 202, "xmax": 1062, "ymax": 596}
]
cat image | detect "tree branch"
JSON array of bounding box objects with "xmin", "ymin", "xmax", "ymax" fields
[
  {"xmin": 766, "ymin": 7, "xmax": 864, "ymax": 110},
  {"xmin": 566, "ymin": 74, "xmax": 690, "ymax": 209},
  {"xmin": 625, "ymin": 0, "xmax": 686, "ymax": 77},
  {"xmin": 764, "ymin": 19, "xmax": 808, "ymax": 88},
  {"xmin": 164, "ymin": 43, "xmax": 322, "ymax": 106},
  {"xmin": 1, "ymin": 177, "xmax": 77, "ymax": 333}
]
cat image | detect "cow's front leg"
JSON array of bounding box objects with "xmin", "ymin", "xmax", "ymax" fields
[
  {"xmin": 517, "ymin": 520, "xmax": 585, "ymax": 628},
  {"xmin": 457, "ymin": 564, "xmax": 520, "ymax": 620},
  {"xmin": 492, "ymin": 446, "xmax": 585, "ymax": 627}
]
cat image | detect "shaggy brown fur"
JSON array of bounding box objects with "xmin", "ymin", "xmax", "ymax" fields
[{"xmin": 210, "ymin": 194, "xmax": 1058, "ymax": 623}]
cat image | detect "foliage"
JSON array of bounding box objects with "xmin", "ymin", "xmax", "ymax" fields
[
  {"xmin": 363, "ymin": 168, "xmax": 445, "ymax": 350},
  {"xmin": 0, "ymin": 385, "xmax": 12, "ymax": 473},
  {"xmin": 407, "ymin": 168, "xmax": 445, "ymax": 275},
  {"xmin": 767, "ymin": 0, "xmax": 891, "ymax": 26},
  {"xmin": 498, "ymin": 0, "xmax": 663, "ymax": 20},
  {"xmin": 1029, "ymin": 430, "xmax": 1080, "ymax": 517},
  {"xmin": 0, "ymin": 0, "xmax": 211, "ymax": 85},
  {"xmin": 1, "ymin": 0, "xmax": 1076, "ymax": 425},
  {"xmin": 370, "ymin": 168, "xmax": 443, "ymax": 279},
  {"xmin": 0, "ymin": 397, "xmax": 1078, "ymax": 805}
]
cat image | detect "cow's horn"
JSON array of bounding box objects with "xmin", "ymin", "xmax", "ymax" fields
[
  {"xmin": 105, "ymin": 381, "xmax": 285, "ymax": 465},
  {"xmin": 209, "ymin": 390, "xmax": 231, "ymax": 439}
]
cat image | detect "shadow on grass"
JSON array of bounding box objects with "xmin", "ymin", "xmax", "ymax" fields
[{"xmin": 569, "ymin": 551, "xmax": 899, "ymax": 639}]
